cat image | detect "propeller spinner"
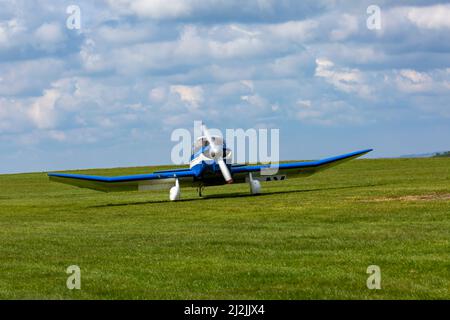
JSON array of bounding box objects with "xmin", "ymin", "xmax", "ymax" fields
[{"xmin": 202, "ymin": 124, "xmax": 233, "ymax": 184}]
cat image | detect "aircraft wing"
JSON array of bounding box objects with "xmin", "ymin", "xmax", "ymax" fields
[
  {"xmin": 48, "ymin": 169, "xmax": 196, "ymax": 192},
  {"xmin": 231, "ymin": 149, "xmax": 373, "ymax": 181}
]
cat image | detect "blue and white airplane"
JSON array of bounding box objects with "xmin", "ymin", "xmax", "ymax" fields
[{"xmin": 48, "ymin": 124, "xmax": 372, "ymax": 201}]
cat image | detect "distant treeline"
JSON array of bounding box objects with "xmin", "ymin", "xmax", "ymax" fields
[{"xmin": 433, "ymin": 151, "xmax": 450, "ymax": 158}]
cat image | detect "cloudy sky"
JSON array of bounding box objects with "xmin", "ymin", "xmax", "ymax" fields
[{"xmin": 1, "ymin": 0, "xmax": 450, "ymax": 173}]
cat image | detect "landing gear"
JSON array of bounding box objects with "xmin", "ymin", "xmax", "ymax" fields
[
  {"xmin": 169, "ymin": 178, "xmax": 181, "ymax": 201},
  {"xmin": 197, "ymin": 185, "xmax": 204, "ymax": 197},
  {"xmin": 248, "ymin": 173, "xmax": 261, "ymax": 195}
]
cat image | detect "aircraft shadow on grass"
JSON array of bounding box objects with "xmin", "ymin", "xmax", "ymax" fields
[{"xmin": 89, "ymin": 183, "xmax": 381, "ymax": 208}]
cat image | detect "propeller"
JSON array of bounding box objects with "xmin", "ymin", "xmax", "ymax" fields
[{"xmin": 202, "ymin": 124, "xmax": 233, "ymax": 184}]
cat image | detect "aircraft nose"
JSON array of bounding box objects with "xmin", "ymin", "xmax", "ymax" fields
[{"xmin": 210, "ymin": 145, "xmax": 222, "ymax": 159}]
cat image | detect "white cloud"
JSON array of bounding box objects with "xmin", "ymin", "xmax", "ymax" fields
[
  {"xmin": 0, "ymin": 98, "xmax": 29, "ymax": 133},
  {"xmin": 0, "ymin": 19, "xmax": 25, "ymax": 48},
  {"xmin": 170, "ymin": 85, "xmax": 204, "ymax": 109},
  {"xmin": 0, "ymin": 58, "xmax": 65, "ymax": 96},
  {"xmin": 0, "ymin": 26, "xmax": 7, "ymax": 45},
  {"xmin": 149, "ymin": 87, "xmax": 167, "ymax": 104},
  {"xmin": 97, "ymin": 23, "xmax": 155, "ymax": 45},
  {"xmin": 297, "ymin": 99, "xmax": 312, "ymax": 108},
  {"xmin": 315, "ymin": 58, "xmax": 371, "ymax": 98},
  {"xmin": 230, "ymin": 25, "xmax": 261, "ymax": 38},
  {"xmin": 240, "ymin": 80, "xmax": 254, "ymax": 92},
  {"xmin": 314, "ymin": 43, "xmax": 385, "ymax": 65},
  {"xmin": 34, "ymin": 23, "xmax": 65, "ymax": 45},
  {"xmin": 265, "ymin": 19, "xmax": 318, "ymax": 42},
  {"xmin": 214, "ymin": 80, "xmax": 254, "ymax": 97},
  {"xmin": 107, "ymin": 0, "xmax": 191, "ymax": 19},
  {"xmin": 241, "ymin": 94, "xmax": 268, "ymax": 109},
  {"xmin": 80, "ymin": 39, "xmax": 110, "ymax": 73},
  {"xmin": 106, "ymin": 0, "xmax": 285, "ymax": 21},
  {"xmin": 209, "ymin": 35, "xmax": 269, "ymax": 59},
  {"xmin": 294, "ymin": 99, "xmax": 364, "ymax": 126},
  {"xmin": 25, "ymin": 78, "xmax": 83, "ymax": 130},
  {"xmin": 28, "ymin": 88, "xmax": 60, "ymax": 129},
  {"xmin": 175, "ymin": 25, "xmax": 207, "ymax": 58},
  {"xmin": 296, "ymin": 99, "xmax": 323, "ymax": 122},
  {"xmin": 407, "ymin": 4, "xmax": 450, "ymax": 30},
  {"xmin": 399, "ymin": 69, "xmax": 432, "ymax": 83},
  {"xmin": 394, "ymin": 69, "xmax": 445, "ymax": 93},
  {"xmin": 270, "ymin": 52, "xmax": 312, "ymax": 76},
  {"xmin": 329, "ymin": 14, "xmax": 358, "ymax": 41},
  {"xmin": 72, "ymin": 19, "xmax": 319, "ymax": 80}
]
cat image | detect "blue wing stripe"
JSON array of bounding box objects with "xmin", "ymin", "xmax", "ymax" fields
[{"xmin": 48, "ymin": 170, "xmax": 195, "ymax": 183}]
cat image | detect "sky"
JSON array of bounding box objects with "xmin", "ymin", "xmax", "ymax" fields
[{"xmin": 1, "ymin": 0, "xmax": 450, "ymax": 173}]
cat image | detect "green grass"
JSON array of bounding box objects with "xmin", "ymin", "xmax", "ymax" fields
[{"xmin": 0, "ymin": 158, "xmax": 449, "ymax": 299}]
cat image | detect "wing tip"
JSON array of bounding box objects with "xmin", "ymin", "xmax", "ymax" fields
[{"xmin": 357, "ymin": 148, "xmax": 373, "ymax": 155}]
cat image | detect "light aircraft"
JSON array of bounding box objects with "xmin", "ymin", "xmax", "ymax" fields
[{"xmin": 48, "ymin": 125, "xmax": 373, "ymax": 201}]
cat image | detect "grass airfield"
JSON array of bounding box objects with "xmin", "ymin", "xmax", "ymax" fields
[{"xmin": 0, "ymin": 158, "xmax": 449, "ymax": 299}]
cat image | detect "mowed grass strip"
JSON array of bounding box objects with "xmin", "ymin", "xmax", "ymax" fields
[{"xmin": 0, "ymin": 158, "xmax": 449, "ymax": 299}]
